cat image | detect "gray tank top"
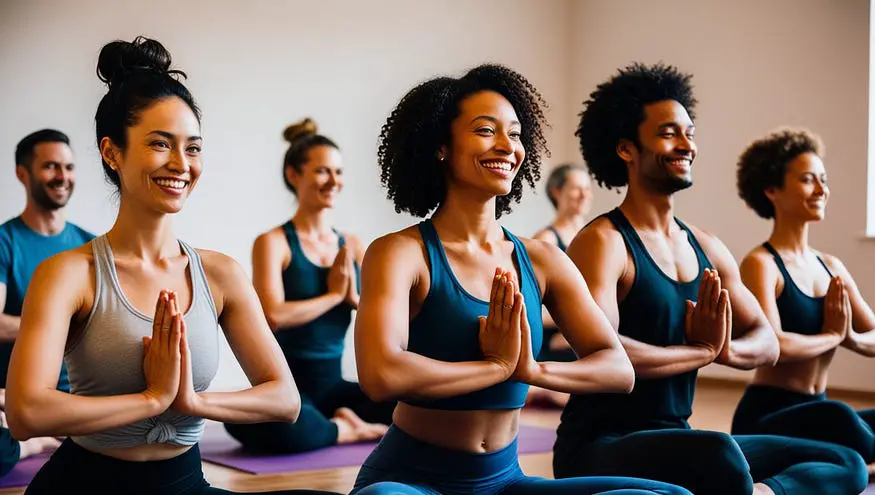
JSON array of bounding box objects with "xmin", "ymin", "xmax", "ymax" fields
[{"xmin": 64, "ymin": 235, "xmax": 220, "ymax": 450}]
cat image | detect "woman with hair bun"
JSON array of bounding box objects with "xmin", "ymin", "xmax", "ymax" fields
[
  {"xmin": 224, "ymin": 118, "xmax": 393, "ymax": 455},
  {"xmin": 4, "ymin": 36, "xmax": 334, "ymax": 494}
]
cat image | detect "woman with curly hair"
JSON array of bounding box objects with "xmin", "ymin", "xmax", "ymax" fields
[
  {"xmin": 732, "ymin": 127, "xmax": 875, "ymax": 475},
  {"xmin": 224, "ymin": 118, "xmax": 393, "ymax": 454},
  {"xmin": 552, "ymin": 62, "xmax": 868, "ymax": 495},
  {"xmin": 349, "ymin": 63, "xmax": 691, "ymax": 495}
]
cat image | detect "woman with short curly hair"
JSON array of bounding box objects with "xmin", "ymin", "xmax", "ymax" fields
[
  {"xmin": 732, "ymin": 127, "xmax": 875, "ymax": 475},
  {"xmin": 349, "ymin": 63, "xmax": 690, "ymax": 495}
]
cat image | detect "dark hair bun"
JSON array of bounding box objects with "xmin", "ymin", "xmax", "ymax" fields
[
  {"xmin": 283, "ymin": 118, "xmax": 318, "ymax": 144},
  {"xmin": 97, "ymin": 36, "xmax": 184, "ymax": 87}
]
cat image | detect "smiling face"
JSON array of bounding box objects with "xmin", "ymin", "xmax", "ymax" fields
[
  {"xmin": 441, "ymin": 90, "xmax": 525, "ymax": 198},
  {"xmin": 551, "ymin": 169, "xmax": 592, "ymax": 217},
  {"xmin": 622, "ymin": 99, "xmax": 697, "ymax": 195},
  {"xmin": 17, "ymin": 141, "xmax": 76, "ymax": 211},
  {"xmin": 101, "ymin": 96, "xmax": 202, "ymax": 214},
  {"xmin": 286, "ymin": 144, "xmax": 344, "ymax": 210},
  {"xmin": 766, "ymin": 152, "xmax": 829, "ymax": 223}
]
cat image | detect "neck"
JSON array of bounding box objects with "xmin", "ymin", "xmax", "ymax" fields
[
  {"xmin": 106, "ymin": 197, "xmax": 178, "ymax": 261},
  {"xmin": 291, "ymin": 204, "xmax": 332, "ymax": 236},
  {"xmin": 553, "ymin": 210, "xmax": 585, "ymax": 232},
  {"xmin": 431, "ymin": 186, "xmax": 502, "ymax": 243},
  {"xmin": 767, "ymin": 216, "xmax": 809, "ymax": 255},
  {"xmin": 19, "ymin": 201, "xmax": 66, "ymax": 236},
  {"xmin": 619, "ymin": 183, "xmax": 676, "ymax": 234}
]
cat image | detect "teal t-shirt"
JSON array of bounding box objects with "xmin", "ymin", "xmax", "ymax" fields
[{"xmin": 0, "ymin": 216, "xmax": 95, "ymax": 391}]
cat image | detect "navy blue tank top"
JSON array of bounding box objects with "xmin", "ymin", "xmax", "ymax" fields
[
  {"xmin": 547, "ymin": 226, "xmax": 568, "ymax": 252},
  {"xmin": 404, "ymin": 219, "xmax": 543, "ymax": 411},
  {"xmin": 763, "ymin": 242, "xmax": 833, "ymax": 336},
  {"xmin": 274, "ymin": 221, "xmax": 360, "ymax": 361},
  {"xmin": 558, "ymin": 208, "xmax": 712, "ymax": 437}
]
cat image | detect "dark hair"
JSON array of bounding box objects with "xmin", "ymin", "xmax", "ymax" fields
[
  {"xmin": 95, "ymin": 36, "xmax": 201, "ymax": 191},
  {"xmin": 377, "ymin": 64, "xmax": 549, "ymax": 218},
  {"xmin": 736, "ymin": 127, "xmax": 824, "ymax": 219},
  {"xmin": 545, "ymin": 163, "xmax": 586, "ymax": 208},
  {"xmin": 576, "ymin": 62, "xmax": 696, "ymax": 189},
  {"xmin": 14, "ymin": 129, "xmax": 70, "ymax": 169},
  {"xmin": 282, "ymin": 118, "xmax": 339, "ymax": 195}
]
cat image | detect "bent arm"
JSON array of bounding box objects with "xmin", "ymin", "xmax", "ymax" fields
[
  {"xmin": 827, "ymin": 256, "xmax": 875, "ymax": 357},
  {"xmin": 355, "ymin": 235, "xmax": 509, "ymax": 403},
  {"xmin": 6, "ymin": 255, "xmax": 165, "ymax": 440},
  {"xmin": 252, "ymin": 232, "xmax": 342, "ymax": 330},
  {"xmin": 193, "ymin": 252, "xmax": 300, "ymax": 423},
  {"xmin": 566, "ymin": 224, "xmax": 715, "ymax": 380}
]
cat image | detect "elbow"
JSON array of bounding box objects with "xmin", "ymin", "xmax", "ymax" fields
[
  {"xmin": 275, "ymin": 380, "xmax": 301, "ymax": 423},
  {"xmin": 263, "ymin": 309, "xmax": 279, "ymax": 332},
  {"xmin": 358, "ymin": 368, "xmax": 400, "ymax": 403},
  {"xmin": 6, "ymin": 404, "xmax": 38, "ymax": 441},
  {"xmin": 763, "ymin": 334, "xmax": 781, "ymax": 367},
  {"xmin": 615, "ymin": 354, "xmax": 636, "ymax": 394}
]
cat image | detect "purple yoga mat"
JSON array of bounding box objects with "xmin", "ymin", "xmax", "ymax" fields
[
  {"xmin": 199, "ymin": 422, "xmax": 557, "ymax": 474},
  {"xmin": 863, "ymin": 482, "xmax": 875, "ymax": 494},
  {"xmin": 0, "ymin": 453, "xmax": 51, "ymax": 488}
]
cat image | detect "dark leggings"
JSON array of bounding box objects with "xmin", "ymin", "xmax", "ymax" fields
[
  {"xmin": 732, "ymin": 384, "xmax": 875, "ymax": 462},
  {"xmin": 0, "ymin": 427, "xmax": 19, "ymax": 478},
  {"xmin": 225, "ymin": 357, "xmax": 395, "ymax": 454},
  {"xmin": 553, "ymin": 426, "xmax": 868, "ymax": 495},
  {"xmin": 24, "ymin": 438, "xmax": 337, "ymax": 494}
]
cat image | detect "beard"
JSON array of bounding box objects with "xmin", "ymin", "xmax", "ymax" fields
[
  {"xmin": 639, "ymin": 153, "xmax": 693, "ymax": 195},
  {"xmin": 30, "ymin": 177, "xmax": 71, "ymax": 211}
]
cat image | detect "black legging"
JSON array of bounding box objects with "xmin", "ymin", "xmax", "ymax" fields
[
  {"xmin": 553, "ymin": 425, "xmax": 868, "ymax": 495},
  {"xmin": 225, "ymin": 357, "xmax": 395, "ymax": 454},
  {"xmin": 732, "ymin": 384, "xmax": 875, "ymax": 462},
  {"xmin": 25, "ymin": 439, "xmax": 337, "ymax": 494}
]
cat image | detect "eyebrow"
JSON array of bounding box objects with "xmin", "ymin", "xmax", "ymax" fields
[
  {"xmin": 147, "ymin": 130, "xmax": 202, "ymax": 142},
  {"xmin": 657, "ymin": 122, "xmax": 695, "ymax": 131},
  {"xmin": 470, "ymin": 115, "xmax": 521, "ymax": 126}
]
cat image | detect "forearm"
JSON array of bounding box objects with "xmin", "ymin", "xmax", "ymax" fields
[
  {"xmin": 267, "ymin": 293, "xmax": 343, "ymax": 330},
  {"xmin": 361, "ymin": 352, "xmax": 510, "ymax": 402},
  {"xmin": 844, "ymin": 329, "xmax": 875, "ymax": 357},
  {"xmin": 528, "ymin": 347, "xmax": 633, "ymax": 394},
  {"xmin": 8, "ymin": 390, "xmax": 164, "ymax": 440},
  {"xmin": 193, "ymin": 380, "xmax": 300, "ymax": 424},
  {"xmin": 0, "ymin": 315, "xmax": 19, "ymax": 342},
  {"xmin": 720, "ymin": 326, "xmax": 780, "ymax": 369},
  {"xmin": 622, "ymin": 336, "xmax": 715, "ymax": 379},
  {"xmin": 777, "ymin": 332, "xmax": 843, "ymax": 363}
]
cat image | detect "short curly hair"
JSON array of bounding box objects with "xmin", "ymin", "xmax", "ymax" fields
[
  {"xmin": 576, "ymin": 62, "xmax": 696, "ymax": 189},
  {"xmin": 377, "ymin": 64, "xmax": 549, "ymax": 218},
  {"xmin": 736, "ymin": 127, "xmax": 824, "ymax": 219}
]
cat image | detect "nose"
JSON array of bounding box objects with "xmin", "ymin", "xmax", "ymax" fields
[
  {"xmin": 495, "ymin": 131, "xmax": 514, "ymax": 154},
  {"xmin": 167, "ymin": 147, "xmax": 190, "ymax": 174},
  {"xmin": 676, "ymin": 134, "xmax": 695, "ymax": 156}
]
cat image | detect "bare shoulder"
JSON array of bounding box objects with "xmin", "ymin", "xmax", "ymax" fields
[
  {"xmin": 811, "ymin": 249, "xmax": 849, "ymax": 276},
  {"xmin": 35, "ymin": 245, "xmax": 93, "ymax": 280},
  {"xmin": 363, "ymin": 226, "xmax": 424, "ymax": 264},
  {"xmin": 254, "ymin": 225, "xmax": 289, "ymax": 250},
  {"xmin": 739, "ymin": 245, "xmax": 777, "ymax": 275},
  {"xmin": 341, "ymin": 231, "xmax": 366, "ymax": 257},
  {"xmin": 569, "ymin": 216, "xmax": 625, "ymax": 256},
  {"xmin": 683, "ymin": 222, "xmax": 734, "ymax": 263},
  {"xmin": 196, "ymin": 249, "xmax": 248, "ymax": 285},
  {"xmin": 518, "ymin": 234, "xmax": 566, "ymax": 267}
]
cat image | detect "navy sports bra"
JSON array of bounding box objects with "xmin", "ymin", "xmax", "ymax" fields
[
  {"xmin": 404, "ymin": 219, "xmax": 543, "ymax": 410},
  {"xmin": 762, "ymin": 242, "xmax": 833, "ymax": 336}
]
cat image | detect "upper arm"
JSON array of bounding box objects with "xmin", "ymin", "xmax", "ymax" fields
[
  {"xmin": 8, "ymin": 253, "xmax": 86, "ymax": 398},
  {"xmin": 739, "ymin": 252, "xmax": 784, "ymax": 334},
  {"xmin": 345, "ymin": 233, "xmax": 366, "ymax": 265},
  {"xmin": 529, "ymin": 238, "xmax": 622, "ymax": 356},
  {"xmin": 354, "ymin": 233, "xmax": 419, "ymax": 378},
  {"xmin": 695, "ymin": 230, "xmax": 769, "ymax": 336},
  {"xmin": 822, "ymin": 254, "xmax": 875, "ymax": 332},
  {"xmin": 564, "ymin": 220, "xmax": 625, "ymax": 330},
  {"xmin": 251, "ymin": 230, "xmax": 289, "ymax": 322},
  {"xmin": 202, "ymin": 251, "xmax": 292, "ymax": 386}
]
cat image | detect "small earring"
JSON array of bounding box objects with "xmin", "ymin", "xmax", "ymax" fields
[{"xmin": 437, "ymin": 153, "xmax": 445, "ymax": 162}]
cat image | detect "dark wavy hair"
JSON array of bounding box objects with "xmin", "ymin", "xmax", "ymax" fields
[
  {"xmin": 576, "ymin": 62, "xmax": 696, "ymax": 189},
  {"xmin": 94, "ymin": 36, "xmax": 201, "ymax": 192},
  {"xmin": 377, "ymin": 64, "xmax": 549, "ymax": 218},
  {"xmin": 736, "ymin": 127, "xmax": 824, "ymax": 219}
]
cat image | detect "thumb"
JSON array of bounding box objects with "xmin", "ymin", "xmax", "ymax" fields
[
  {"xmin": 478, "ymin": 316, "xmax": 487, "ymax": 332},
  {"xmin": 685, "ymin": 300, "xmax": 694, "ymax": 329},
  {"xmin": 142, "ymin": 336, "xmax": 151, "ymax": 350}
]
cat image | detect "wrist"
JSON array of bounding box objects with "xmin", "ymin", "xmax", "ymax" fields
[
  {"xmin": 484, "ymin": 357, "xmax": 514, "ymax": 380},
  {"xmin": 142, "ymin": 390, "xmax": 170, "ymax": 415}
]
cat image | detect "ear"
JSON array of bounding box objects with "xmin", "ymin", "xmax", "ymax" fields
[
  {"xmin": 764, "ymin": 186, "xmax": 778, "ymax": 202},
  {"xmin": 437, "ymin": 145, "xmax": 448, "ymax": 163},
  {"xmin": 14, "ymin": 165, "xmax": 28, "ymax": 186},
  {"xmin": 616, "ymin": 139, "xmax": 637, "ymax": 163},
  {"xmin": 99, "ymin": 137, "xmax": 119, "ymax": 171},
  {"xmin": 285, "ymin": 165, "xmax": 299, "ymax": 189}
]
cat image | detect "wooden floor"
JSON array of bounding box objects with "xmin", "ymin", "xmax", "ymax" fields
[{"xmin": 3, "ymin": 378, "xmax": 874, "ymax": 494}]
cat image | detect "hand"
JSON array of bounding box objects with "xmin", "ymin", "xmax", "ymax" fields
[
  {"xmin": 142, "ymin": 290, "xmax": 183, "ymax": 410},
  {"xmin": 685, "ymin": 269, "xmax": 730, "ymax": 360},
  {"xmin": 328, "ymin": 245, "xmax": 351, "ymax": 299},
  {"xmin": 478, "ymin": 268, "xmax": 522, "ymax": 378},
  {"xmin": 511, "ymin": 295, "xmax": 542, "ymax": 384},
  {"xmin": 823, "ymin": 276, "xmax": 851, "ymax": 341},
  {"xmin": 0, "ymin": 388, "xmax": 6, "ymax": 410},
  {"xmin": 171, "ymin": 301, "xmax": 201, "ymax": 416},
  {"xmin": 344, "ymin": 247, "xmax": 360, "ymax": 308},
  {"xmin": 714, "ymin": 286, "xmax": 734, "ymax": 365}
]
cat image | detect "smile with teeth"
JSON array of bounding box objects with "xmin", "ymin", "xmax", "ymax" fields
[
  {"xmin": 668, "ymin": 158, "xmax": 691, "ymax": 168},
  {"xmin": 153, "ymin": 178, "xmax": 188, "ymax": 190},
  {"xmin": 481, "ymin": 160, "xmax": 515, "ymax": 171}
]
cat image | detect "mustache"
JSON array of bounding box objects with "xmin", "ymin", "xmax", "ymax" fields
[{"xmin": 46, "ymin": 180, "xmax": 70, "ymax": 188}]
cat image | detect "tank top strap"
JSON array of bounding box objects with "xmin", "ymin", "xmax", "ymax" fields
[
  {"xmin": 547, "ymin": 226, "xmax": 567, "ymax": 252},
  {"xmin": 503, "ymin": 227, "xmax": 542, "ymax": 306},
  {"xmin": 87, "ymin": 236, "xmax": 113, "ymax": 318},
  {"xmin": 178, "ymin": 240, "xmax": 218, "ymax": 320},
  {"xmin": 333, "ymin": 228, "xmax": 347, "ymax": 249},
  {"xmin": 604, "ymin": 208, "xmax": 646, "ymax": 265},
  {"xmin": 815, "ymin": 255, "xmax": 834, "ymax": 277},
  {"xmin": 417, "ymin": 219, "xmax": 450, "ymax": 291},
  {"xmin": 674, "ymin": 217, "xmax": 712, "ymax": 270},
  {"xmin": 282, "ymin": 221, "xmax": 303, "ymax": 256},
  {"xmin": 762, "ymin": 242, "xmax": 793, "ymax": 280}
]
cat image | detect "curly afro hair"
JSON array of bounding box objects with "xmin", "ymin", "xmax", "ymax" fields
[
  {"xmin": 576, "ymin": 62, "xmax": 696, "ymax": 190},
  {"xmin": 377, "ymin": 64, "xmax": 549, "ymax": 218},
  {"xmin": 736, "ymin": 127, "xmax": 824, "ymax": 219}
]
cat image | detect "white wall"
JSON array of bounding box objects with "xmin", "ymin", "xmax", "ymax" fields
[
  {"xmin": 569, "ymin": 0, "xmax": 875, "ymax": 391},
  {"xmin": 0, "ymin": 0, "xmax": 574, "ymax": 390}
]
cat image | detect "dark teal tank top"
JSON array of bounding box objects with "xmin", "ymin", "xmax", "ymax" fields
[
  {"xmin": 762, "ymin": 242, "xmax": 832, "ymax": 336},
  {"xmin": 274, "ymin": 221, "xmax": 360, "ymax": 361},
  {"xmin": 404, "ymin": 219, "xmax": 543, "ymax": 410},
  {"xmin": 547, "ymin": 226, "xmax": 568, "ymax": 252},
  {"xmin": 558, "ymin": 208, "xmax": 712, "ymax": 437}
]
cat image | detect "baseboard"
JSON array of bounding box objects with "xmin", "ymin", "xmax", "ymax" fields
[{"xmin": 696, "ymin": 375, "xmax": 875, "ymax": 401}]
